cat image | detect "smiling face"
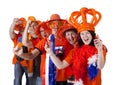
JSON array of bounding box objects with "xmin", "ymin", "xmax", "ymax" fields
[
  {"xmin": 65, "ymin": 30, "xmax": 78, "ymax": 46},
  {"xmin": 40, "ymin": 27, "xmax": 49, "ymax": 38},
  {"xmin": 80, "ymin": 30, "xmax": 93, "ymax": 45}
]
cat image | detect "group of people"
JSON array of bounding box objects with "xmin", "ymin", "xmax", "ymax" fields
[{"xmin": 9, "ymin": 7, "xmax": 107, "ymax": 85}]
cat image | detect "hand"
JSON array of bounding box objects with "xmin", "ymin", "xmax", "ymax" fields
[
  {"xmin": 13, "ymin": 18, "xmax": 19, "ymax": 25},
  {"xmin": 44, "ymin": 40, "xmax": 53, "ymax": 54},
  {"xmin": 17, "ymin": 48, "xmax": 23, "ymax": 57},
  {"xmin": 26, "ymin": 20, "xmax": 32, "ymax": 28},
  {"xmin": 94, "ymin": 35, "xmax": 102, "ymax": 51}
]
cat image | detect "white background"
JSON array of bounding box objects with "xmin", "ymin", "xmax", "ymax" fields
[{"xmin": 0, "ymin": 0, "xmax": 119, "ymax": 85}]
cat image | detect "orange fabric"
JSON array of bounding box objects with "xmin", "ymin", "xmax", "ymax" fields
[
  {"xmin": 12, "ymin": 34, "xmax": 28, "ymax": 67},
  {"xmin": 35, "ymin": 37, "xmax": 73, "ymax": 82},
  {"xmin": 35, "ymin": 38, "xmax": 47, "ymax": 85},
  {"xmin": 55, "ymin": 38, "xmax": 73, "ymax": 81},
  {"xmin": 27, "ymin": 37, "xmax": 41, "ymax": 73},
  {"xmin": 65, "ymin": 47, "xmax": 78, "ymax": 64},
  {"xmin": 35, "ymin": 38, "xmax": 47, "ymax": 77},
  {"xmin": 27, "ymin": 60, "xmax": 33, "ymax": 73},
  {"xmin": 84, "ymin": 70, "xmax": 101, "ymax": 85}
]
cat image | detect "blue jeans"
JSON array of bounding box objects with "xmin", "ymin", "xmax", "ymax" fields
[
  {"xmin": 28, "ymin": 76, "xmax": 42, "ymax": 85},
  {"xmin": 36, "ymin": 77, "xmax": 42, "ymax": 85},
  {"xmin": 14, "ymin": 62, "xmax": 29, "ymax": 85}
]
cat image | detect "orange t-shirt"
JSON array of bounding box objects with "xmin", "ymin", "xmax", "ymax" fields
[
  {"xmin": 27, "ymin": 38, "xmax": 41, "ymax": 73},
  {"xmin": 55, "ymin": 38, "xmax": 73, "ymax": 81},
  {"xmin": 35, "ymin": 37, "xmax": 73, "ymax": 82},
  {"xmin": 35, "ymin": 38, "xmax": 47, "ymax": 77},
  {"xmin": 12, "ymin": 34, "xmax": 28, "ymax": 67}
]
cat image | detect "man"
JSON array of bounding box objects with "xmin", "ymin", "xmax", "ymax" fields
[{"xmin": 9, "ymin": 17, "xmax": 30, "ymax": 85}]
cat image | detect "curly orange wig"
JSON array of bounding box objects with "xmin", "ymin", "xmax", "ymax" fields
[{"xmin": 35, "ymin": 22, "xmax": 51, "ymax": 38}]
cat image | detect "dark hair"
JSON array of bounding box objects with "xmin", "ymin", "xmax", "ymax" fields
[
  {"xmin": 64, "ymin": 28, "xmax": 78, "ymax": 36},
  {"xmin": 78, "ymin": 30, "xmax": 96, "ymax": 47}
]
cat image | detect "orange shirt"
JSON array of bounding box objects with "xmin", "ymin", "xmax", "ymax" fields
[
  {"xmin": 35, "ymin": 38, "xmax": 47, "ymax": 77},
  {"xmin": 35, "ymin": 37, "xmax": 73, "ymax": 82},
  {"xmin": 55, "ymin": 38, "xmax": 73, "ymax": 81},
  {"xmin": 12, "ymin": 33, "xmax": 28, "ymax": 67},
  {"xmin": 27, "ymin": 38, "xmax": 41, "ymax": 73}
]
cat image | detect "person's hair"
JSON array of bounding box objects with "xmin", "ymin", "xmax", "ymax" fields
[
  {"xmin": 64, "ymin": 28, "xmax": 78, "ymax": 36},
  {"xmin": 78, "ymin": 30, "xmax": 96, "ymax": 47}
]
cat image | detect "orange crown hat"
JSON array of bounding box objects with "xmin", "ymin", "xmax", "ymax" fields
[
  {"xmin": 28, "ymin": 16, "xmax": 36, "ymax": 21},
  {"xmin": 15, "ymin": 17, "xmax": 26, "ymax": 31},
  {"xmin": 69, "ymin": 7, "xmax": 102, "ymax": 33},
  {"xmin": 35, "ymin": 22, "xmax": 51, "ymax": 38}
]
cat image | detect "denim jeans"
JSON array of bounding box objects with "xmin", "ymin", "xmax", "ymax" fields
[
  {"xmin": 36, "ymin": 77, "xmax": 42, "ymax": 85},
  {"xmin": 14, "ymin": 62, "xmax": 29, "ymax": 85},
  {"xmin": 28, "ymin": 76, "xmax": 42, "ymax": 85}
]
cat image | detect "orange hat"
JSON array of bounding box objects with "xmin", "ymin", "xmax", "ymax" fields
[
  {"xmin": 50, "ymin": 14, "xmax": 61, "ymax": 20},
  {"xmin": 69, "ymin": 7, "xmax": 102, "ymax": 33},
  {"xmin": 15, "ymin": 17, "xmax": 26, "ymax": 31},
  {"xmin": 28, "ymin": 16, "xmax": 36, "ymax": 21},
  {"xmin": 35, "ymin": 22, "xmax": 51, "ymax": 38},
  {"xmin": 58, "ymin": 22, "xmax": 77, "ymax": 37}
]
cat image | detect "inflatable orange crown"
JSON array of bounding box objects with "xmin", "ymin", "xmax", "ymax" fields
[{"xmin": 69, "ymin": 7, "xmax": 102, "ymax": 33}]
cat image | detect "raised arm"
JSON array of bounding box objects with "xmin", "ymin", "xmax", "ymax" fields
[
  {"xmin": 94, "ymin": 38, "xmax": 106, "ymax": 69},
  {"xmin": 44, "ymin": 41, "xmax": 70, "ymax": 69},
  {"xmin": 9, "ymin": 18, "xmax": 18, "ymax": 39},
  {"xmin": 14, "ymin": 45, "xmax": 40, "ymax": 60},
  {"xmin": 22, "ymin": 20, "xmax": 33, "ymax": 48}
]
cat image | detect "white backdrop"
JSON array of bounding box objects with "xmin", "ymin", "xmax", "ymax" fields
[{"xmin": 0, "ymin": 0, "xmax": 119, "ymax": 85}]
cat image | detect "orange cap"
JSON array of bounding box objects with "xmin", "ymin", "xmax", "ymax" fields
[
  {"xmin": 50, "ymin": 14, "xmax": 61, "ymax": 20},
  {"xmin": 69, "ymin": 7, "xmax": 102, "ymax": 33},
  {"xmin": 15, "ymin": 17, "xmax": 26, "ymax": 31},
  {"xmin": 58, "ymin": 22, "xmax": 76, "ymax": 37},
  {"xmin": 28, "ymin": 16, "xmax": 36, "ymax": 21}
]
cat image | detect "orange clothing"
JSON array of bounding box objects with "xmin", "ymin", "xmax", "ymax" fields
[
  {"xmin": 55, "ymin": 38, "xmax": 73, "ymax": 81},
  {"xmin": 35, "ymin": 37, "xmax": 73, "ymax": 83},
  {"xmin": 12, "ymin": 33, "xmax": 28, "ymax": 67},
  {"xmin": 35, "ymin": 38, "xmax": 47, "ymax": 85},
  {"xmin": 65, "ymin": 45, "xmax": 107, "ymax": 85},
  {"xmin": 27, "ymin": 38, "xmax": 41, "ymax": 73},
  {"xmin": 35, "ymin": 38, "xmax": 47, "ymax": 76}
]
